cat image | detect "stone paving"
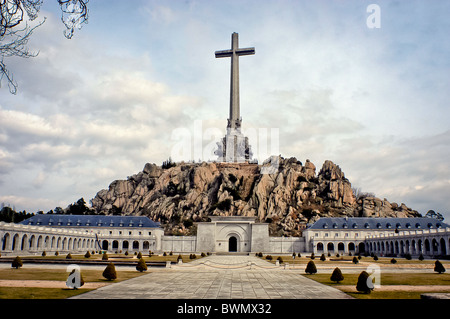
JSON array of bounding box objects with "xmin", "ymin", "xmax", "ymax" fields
[{"xmin": 71, "ymin": 255, "xmax": 353, "ymax": 299}]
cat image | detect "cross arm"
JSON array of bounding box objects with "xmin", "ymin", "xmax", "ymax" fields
[
  {"xmin": 215, "ymin": 50, "xmax": 233, "ymax": 58},
  {"xmin": 236, "ymin": 47, "xmax": 255, "ymax": 56}
]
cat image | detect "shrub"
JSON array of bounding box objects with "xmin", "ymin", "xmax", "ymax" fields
[
  {"xmin": 67, "ymin": 269, "xmax": 85, "ymax": 289},
  {"xmin": 277, "ymin": 256, "xmax": 283, "ymax": 264},
  {"xmin": 41, "ymin": 251, "xmax": 46, "ymax": 257},
  {"xmin": 84, "ymin": 251, "xmax": 91, "ymax": 258},
  {"xmin": 330, "ymin": 267, "xmax": 344, "ymax": 283},
  {"xmin": 297, "ymin": 253, "xmax": 301, "ymax": 257},
  {"xmin": 434, "ymin": 260, "xmax": 446, "ymax": 274},
  {"xmin": 136, "ymin": 258, "xmax": 148, "ymax": 272},
  {"xmin": 11, "ymin": 256, "xmax": 23, "ymax": 269},
  {"xmin": 305, "ymin": 260, "xmax": 317, "ymax": 274},
  {"xmin": 124, "ymin": 251, "xmax": 129, "ymax": 256},
  {"xmin": 189, "ymin": 254, "xmax": 197, "ymax": 259},
  {"xmin": 352, "ymin": 257, "xmax": 359, "ymax": 264},
  {"xmin": 390, "ymin": 258, "xmax": 397, "ymax": 264},
  {"xmin": 102, "ymin": 262, "xmax": 117, "ymax": 280},
  {"xmin": 418, "ymin": 253, "xmax": 424, "ymax": 261},
  {"xmin": 320, "ymin": 254, "xmax": 326, "ymax": 261},
  {"xmin": 66, "ymin": 253, "xmax": 72, "ymax": 259},
  {"xmin": 102, "ymin": 252, "xmax": 109, "ymax": 261},
  {"xmin": 54, "ymin": 251, "xmax": 59, "ymax": 256},
  {"xmin": 356, "ymin": 271, "xmax": 373, "ymax": 294},
  {"xmin": 373, "ymin": 255, "xmax": 378, "ymax": 261},
  {"xmin": 310, "ymin": 253, "xmax": 315, "ymax": 260},
  {"xmin": 404, "ymin": 253, "xmax": 412, "ymax": 260},
  {"xmin": 137, "ymin": 252, "xmax": 142, "ymax": 259},
  {"xmin": 201, "ymin": 252, "xmax": 206, "ymax": 257},
  {"xmin": 163, "ymin": 252, "xmax": 167, "ymax": 256},
  {"xmin": 177, "ymin": 254, "xmax": 183, "ymax": 261}
]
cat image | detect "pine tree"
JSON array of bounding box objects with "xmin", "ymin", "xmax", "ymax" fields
[
  {"xmin": 102, "ymin": 262, "xmax": 117, "ymax": 281},
  {"xmin": 320, "ymin": 253, "xmax": 326, "ymax": 261},
  {"xmin": 136, "ymin": 258, "xmax": 148, "ymax": 272},
  {"xmin": 330, "ymin": 267, "xmax": 344, "ymax": 283},
  {"xmin": 305, "ymin": 260, "xmax": 317, "ymax": 274},
  {"xmin": 434, "ymin": 260, "xmax": 446, "ymax": 274}
]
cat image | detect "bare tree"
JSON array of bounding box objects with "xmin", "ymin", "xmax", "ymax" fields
[{"xmin": 0, "ymin": 0, "xmax": 88, "ymax": 94}]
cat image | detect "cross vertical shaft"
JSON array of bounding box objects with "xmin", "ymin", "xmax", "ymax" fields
[{"xmin": 215, "ymin": 32, "xmax": 255, "ymax": 131}]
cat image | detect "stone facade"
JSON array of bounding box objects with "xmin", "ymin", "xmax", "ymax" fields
[{"xmin": 1, "ymin": 215, "xmax": 449, "ymax": 258}]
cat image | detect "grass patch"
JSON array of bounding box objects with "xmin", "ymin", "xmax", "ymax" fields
[
  {"xmin": 303, "ymin": 272, "xmax": 450, "ymax": 299},
  {"xmin": 0, "ymin": 287, "xmax": 94, "ymax": 299}
]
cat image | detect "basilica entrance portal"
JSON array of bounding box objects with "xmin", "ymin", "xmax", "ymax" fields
[{"xmin": 229, "ymin": 236, "xmax": 238, "ymax": 252}]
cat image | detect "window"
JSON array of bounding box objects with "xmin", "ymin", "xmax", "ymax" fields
[
  {"xmin": 325, "ymin": 233, "xmax": 329, "ymax": 237},
  {"xmin": 129, "ymin": 231, "xmax": 132, "ymax": 235},
  {"xmin": 345, "ymin": 233, "xmax": 349, "ymax": 237},
  {"xmin": 148, "ymin": 232, "xmax": 152, "ymax": 235},
  {"xmin": 315, "ymin": 233, "xmax": 319, "ymax": 237},
  {"xmin": 119, "ymin": 231, "xmax": 122, "ymax": 235}
]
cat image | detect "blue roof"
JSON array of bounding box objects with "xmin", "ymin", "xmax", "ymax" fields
[
  {"xmin": 308, "ymin": 217, "xmax": 449, "ymax": 230},
  {"xmin": 20, "ymin": 214, "xmax": 160, "ymax": 228}
]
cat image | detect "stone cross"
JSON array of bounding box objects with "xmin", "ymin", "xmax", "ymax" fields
[{"xmin": 215, "ymin": 32, "xmax": 255, "ymax": 132}]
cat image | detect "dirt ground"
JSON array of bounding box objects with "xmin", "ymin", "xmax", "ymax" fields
[{"xmin": 0, "ymin": 279, "xmax": 108, "ymax": 289}]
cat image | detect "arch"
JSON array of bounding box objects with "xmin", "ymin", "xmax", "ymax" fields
[
  {"xmin": 440, "ymin": 238, "xmax": 446, "ymax": 255},
  {"xmin": 21, "ymin": 234, "xmax": 28, "ymax": 250},
  {"xmin": 12, "ymin": 233, "xmax": 20, "ymax": 251},
  {"xmin": 68, "ymin": 238, "xmax": 73, "ymax": 251},
  {"xmin": 327, "ymin": 242, "xmax": 334, "ymax": 252},
  {"xmin": 57, "ymin": 237, "xmax": 62, "ymax": 250},
  {"xmin": 432, "ymin": 239, "xmax": 439, "ymax": 254},
  {"xmin": 133, "ymin": 240, "xmax": 140, "ymax": 250},
  {"xmin": 317, "ymin": 242, "xmax": 324, "ymax": 251},
  {"xmin": 358, "ymin": 242, "xmax": 365, "ymax": 254},
  {"xmin": 112, "ymin": 240, "xmax": 119, "ymax": 250},
  {"xmin": 1, "ymin": 233, "xmax": 10, "ymax": 251},
  {"xmin": 348, "ymin": 242, "xmax": 355, "ymax": 251},
  {"xmin": 122, "ymin": 240, "xmax": 129, "ymax": 250},
  {"xmin": 229, "ymin": 236, "xmax": 238, "ymax": 252},
  {"xmin": 338, "ymin": 242, "xmax": 345, "ymax": 251},
  {"xmin": 102, "ymin": 240, "xmax": 109, "ymax": 251},
  {"xmin": 418, "ymin": 239, "xmax": 423, "ymax": 253},
  {"xmin": 143, "ymin": 241, "xmax": 149, "ymax": 250},
  {"xmin": 37, "ymin": 235, "xmax": 43, "ymax": 249},
  {"xmin": 424, "ymin": 239, "xmax": 430, "ymax": 253},
  {"xmin": 29, "ymin": 235, "xmax": 36, "ymax": 250},
  {"xmin": 51, "ymin": 236, "xmax": 56, "ymax": 249}
]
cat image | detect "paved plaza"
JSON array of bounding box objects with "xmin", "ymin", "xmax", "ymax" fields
[{"xmin": 71, "ymin": 255, "xmax": 353, "ymax": 299}]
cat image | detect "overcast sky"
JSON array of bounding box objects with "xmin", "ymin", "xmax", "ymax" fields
[{"xmin": 1, "ymin": 0, "xmax": 449, "ymax": 220}]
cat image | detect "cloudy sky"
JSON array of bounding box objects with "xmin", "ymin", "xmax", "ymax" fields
[{"xmin": 1, "ymin": 0, "xmax": 449, "ymax": 220}]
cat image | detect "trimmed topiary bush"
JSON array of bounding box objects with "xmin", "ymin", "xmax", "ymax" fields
[
  {"xmin": 84, "ymin": 251, "xmax": 91, "ymax": 258},
  {"xmin": 137, "ymin": 252, "xmax": 142, "ymax": 259},
  {"xmin": 102, "ymin": 262, "xmax": 117, "ymax": 281},
  {"xmin": 102, "ymin": 252, "xmax": 109, "ymax": 261},
  {"xmin": 66, "ymin": 253, "xmax": 72, "ymax": 259},
  {"xmin": 356, "ymin": 271, "xmax": 373, "ymax": 294},
  {"xmin": 330, "ymin": 267, "xmax": 344, "ymax": 283},
  {"xmin": 320, "ymin": 254, "xmax": 326, "ymax": 261},
  {"xmin": 434, "ymin": 260, "xmax": 446, "ymax": 274},
  {"xmin": 11, "ymin": 256, "xmax": 23, "ymax": 269},
  {"xmin": 390, "ymin": 258, "xmax": 397, "ymax": 264},
  {"xmin": 418, "ymin": 253, "xmax": 424, "ymax": 261},
  {"xmin": 277, "ymin": 256, "xmax": 283, "ymax": 264},
  {"xmin": 136, "ymin": 258, "xmax": 148, "ymax": 272},
  {"xmin": 352, "ymin": 257, "xmax": 359, "ymax": 264},
  {"xmin": 305, "ymin": 260, "xmax": 317, "ymax": 274}
]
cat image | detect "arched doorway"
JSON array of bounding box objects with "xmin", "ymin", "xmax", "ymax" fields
[{"xmin": 229, "ymin": 236, "xmax": 237, "ymax": 252}]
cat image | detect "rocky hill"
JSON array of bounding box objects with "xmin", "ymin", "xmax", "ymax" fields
[{"xmin": 90, "ymin": 156, "xmax": 421, "ymax": 236}]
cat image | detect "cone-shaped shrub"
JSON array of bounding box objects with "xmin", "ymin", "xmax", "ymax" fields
[
  {"xmin": 136, "ymin": 258, "xmax": 148, "ymax": 272},
  {"xmin": 356, "ymin": 271, "xmax": 373, "ymax": 294},
  {"xmin": 102, "ymin": 252, "xmax": 108, "ymax": 260},
  {"xmin": 390, "ymin": 258, "xmax": 397, "ymax": 264},
  {"xmin": 102, "ymin": 262, "xmax": 117, "ymax": 281},
  {"xmin": 305, "ymin": 260, "xmax": 317, "ymax": 274},
  {"xmin": 137, "ymin": 252, "xmax": 142, "ymax": 259},
  {"xmin": 352, "ymin": 256, "xmax": 359, "ymax": 264},
  {"xmin": 84, "ymin": 251, "xmax": 91, "ymax": 258},
  {"xmin": 11, "ymin": 256, "xmax": 23, "ymax": 269},
  {"xmin": 418, "ymin": 253, "xmax": 424, "ymax": 261},
  {"xmin": 330, "ymin": 267, "xmax": 344, "ymax": 283},
  {"xmin": 434, "ymin": 260, "xmax": 446, "ymax": 274},
  {"xmin": 320, "ymin": 254, "xmax": 326, "ymax": 261},
  {"xmin": 66, "ymin": 253, "xmax": 72, "ymax": 259}
]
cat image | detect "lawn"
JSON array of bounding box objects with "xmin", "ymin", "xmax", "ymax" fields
[
  {"xmin": 303, "ymin": 272, "xmax": 450, "ymax": 299},
  {"xmin": 0, "ymin": 267, "xmax": 147, "ymax": 299}
]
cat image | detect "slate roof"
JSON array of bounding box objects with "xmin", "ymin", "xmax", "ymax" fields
[
  {"xmin": 308, "ymin": 217, "xmax": 449, "ymax": 230},
  {"xmin": 20, "ymin": 214, "xmax": 160, "ymax": 228}
]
